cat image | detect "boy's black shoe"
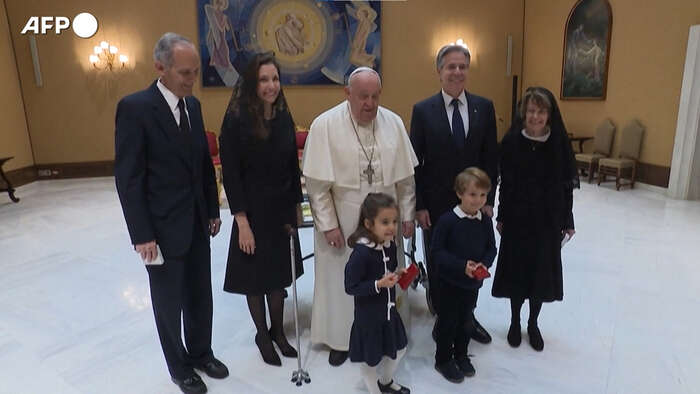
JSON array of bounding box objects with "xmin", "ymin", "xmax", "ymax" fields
[
  {"xmin": 435, "ymin": 360, "xmax": 464, "ymax": 383},
  {"xmin": 470, "ymin": 318, "xmax": 492, "ymax": 344},
  {"xmin": 377, "ymin": 379, "xmax": 411, "ymax": 394},
  {"xmin": 507, "ymin": 323, "xmax": 521, "ymax": 347},
  {"xmin": 528, "ymin": 325, "xmax": 544, "ymax": 351},
  {"xmin": 456, "ymin": 357, "xmax": 476, "ymax": 377},
  {"xmin": 171, "ymin": 373, "xmax": 207, "ymax": 394}
]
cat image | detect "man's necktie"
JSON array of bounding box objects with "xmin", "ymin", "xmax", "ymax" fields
[
  {"xmin": 451, "ymin": 98, "xmax": 465, "ymax": 150},
  {"xmin": 177, "ymin": 98, "xmax": 190, "ymax": 133}
]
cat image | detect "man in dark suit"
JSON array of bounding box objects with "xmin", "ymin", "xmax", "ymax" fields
[
  {"xmin": 410, "ymin": 44, "xmax": 498, "ymax": 345},
  {"xmin": 115, "ymin": 33, "xmax": 228, "ymax": 394}
]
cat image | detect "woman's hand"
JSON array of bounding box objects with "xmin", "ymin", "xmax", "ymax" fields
[
  {"xmin": 496, "ymin": 222, "xmax": 503, "ymax": 235},
  {"xmin": 377, "ymin": 272, "xmax": 399, "ymax": 288},
  {"xmin": 235, "ymin": 213, "xmax": 256, "ymax": 255}
]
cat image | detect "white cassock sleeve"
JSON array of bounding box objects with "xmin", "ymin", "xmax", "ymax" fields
[
  {"xmin": 305, "ymin": 177, "xmax": 339, "ymax": 232},
  {"xmin": 395, "ymin": 175, "xmax": 416, "ymax": 223}
]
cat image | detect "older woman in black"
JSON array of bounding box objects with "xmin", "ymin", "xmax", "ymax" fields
[
  {"xmin": 492, "ymin": 87, "xmax": 578, "ymax": 351},
  {"xmin": 219, "ymin": 53, "xmax": 303, "ymax": 366}
]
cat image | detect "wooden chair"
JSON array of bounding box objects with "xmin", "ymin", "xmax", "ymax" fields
[
  {"xmin": 575, "ymin": 119, "xmax": 616, "ymax": 183},
  {"xmin": 597, "ymin": 120, "xmax": 645, "ymax": 190},
  {"xmin": 205, "ymin": 131, "xmax": 223, "ymax": 203}
]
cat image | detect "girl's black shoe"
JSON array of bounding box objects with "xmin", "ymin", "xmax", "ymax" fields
[{"xmin": 377, "ymin": 379, "xmax": 411, "ymax": 394}]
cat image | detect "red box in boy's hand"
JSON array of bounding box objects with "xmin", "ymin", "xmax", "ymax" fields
[
  {"xmin": 473, "ymin": 265, "xmax": 491, "ymax": 280},
  {"xmin": 398, "ymin": 263, "xmax": 419, "ymax": 290}
]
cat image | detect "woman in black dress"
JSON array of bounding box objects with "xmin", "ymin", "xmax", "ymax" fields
[
  {"xmin": 492, "ymin": 87, "xmax": 578, "ymax": 351},
  {"xmin": 219, "ymin": 52, "xmax": 303, "ymax": 366}
]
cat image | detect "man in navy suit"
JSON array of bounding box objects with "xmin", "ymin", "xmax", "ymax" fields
[
  {"xmin": 115, "ymin": 33, "xmax": 228, "ymax": 394},
  {"xmin": 410, "ymin": 44, "xmax": 498, "ymax": 345}
]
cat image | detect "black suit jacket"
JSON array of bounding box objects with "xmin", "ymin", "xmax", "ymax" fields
[
  {"xmin": 115, "ymin": 81, "xmax": 219, "ymax": 257},
  {"xmin": 410, "ymin": 91, "xmax": 498, "ymax": 222}
]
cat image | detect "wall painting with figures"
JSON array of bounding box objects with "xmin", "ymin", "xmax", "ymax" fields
[
  {"xmin": 561, "ymin": 0, "xmax": 612, "ymax": 100},
  {"xmin": 197, "ymin": 0, "xmax": 381, "ymax": 87}
]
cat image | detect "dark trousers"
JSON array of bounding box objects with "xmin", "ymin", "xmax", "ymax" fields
[
  {"xmin": 435, "ymin": 280, "xmax": 477, "ymax": 365},
  {"xmin": 146, "ymin": 211, "xmax": 214, "ymax": 380},
  {"xmin": 424, "ymin": 228, "xmax": 482, "ymax": 314}
]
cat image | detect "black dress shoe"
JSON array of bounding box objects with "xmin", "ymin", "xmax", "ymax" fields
[
  {"xmin": 507, "ymin": 323, "xmax": 521, "ymax": 347},
  {"xmin": 456, "ymin": 357, "xmax": 476, "ymax": 377},
  {"xmin": 470, "ymin": 318, "xmax": 492, "ymax": 344},
  {"xmin": 527, "ymin": 325, "xmax": 544, "ymax": 351},
  {"xmin": 328, "ymin": 349, "xmax": 349, "ymax": 366},
  {"xmin": 270, "ymin": 328, "xmax": 298, "ymax": 358},
  {"xmin": 377, "ymin": 379, "xmax": 411, "ymax": 394},
  {"xmin": 255, "ymin": 333, "xmax": 282, "ymax": 366},
  {"xmin": 434, "ymin": 360, "xmax": 464, "ymax": 383},
  {"xmin": 195, "ymin": 357, "xmax": 229, "ymax": 379},
  {"xmin": 171, "ymin": 373, "xmax": 207, "ymax": 394}
]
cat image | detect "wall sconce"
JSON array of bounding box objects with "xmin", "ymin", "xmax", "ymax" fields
[{"xmin": 89, "ymin": 41, "xmax": 128, "ymax": 71}]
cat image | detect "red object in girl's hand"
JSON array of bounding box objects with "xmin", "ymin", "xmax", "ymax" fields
[
  {"xmin": 473, "ymin": 266, "xmax": 491, "ymax": 280},
  {"xmin": 398, "ymin": 263, "xmax": 419, "ymax": 290}
]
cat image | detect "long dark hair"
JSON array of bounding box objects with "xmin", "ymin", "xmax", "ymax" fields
[
  {"xmin": 347, "ymin": 193, "xmax": 398, "ymax": 248},
  {"xmin": 225, "ymin": 52, "xmax": 289, "ymax": 139}
]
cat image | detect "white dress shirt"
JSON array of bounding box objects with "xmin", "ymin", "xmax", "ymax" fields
[
  {"xmin": 442, "ymin": 89, "xmax": 470, "ymax": 139},
  {"xmin": 156, "ymin": 79, "xmax": 190, "ymax": 129}
]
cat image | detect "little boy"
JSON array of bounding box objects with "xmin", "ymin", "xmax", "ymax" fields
[{"xmin": 431, "ymin": 167, "xmax": 497, "ymax": 383}]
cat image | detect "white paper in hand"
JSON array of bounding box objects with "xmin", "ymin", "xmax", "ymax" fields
[
  {"xmin": 561, "ymin": 233, "xmax": 571, "ymax": 248},
  {"xmin": 143, "ymin": 245, "xmax": 164, "ymax": 266}
]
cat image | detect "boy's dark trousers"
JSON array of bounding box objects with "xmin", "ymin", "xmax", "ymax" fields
[{"xmin": 435, "ymin": 279, "xmax": 478, "ymax": 364}]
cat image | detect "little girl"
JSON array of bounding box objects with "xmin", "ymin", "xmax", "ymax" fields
[{"xmin": 344, "ymin": 193, "xmax": 411, "ymax": 394}]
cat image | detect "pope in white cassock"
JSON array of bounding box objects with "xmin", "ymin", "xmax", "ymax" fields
[{"xmin": 302, "ymin": 67, "xmax": 418, "ymax": 366}]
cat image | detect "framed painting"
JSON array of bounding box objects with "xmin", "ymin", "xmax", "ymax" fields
[
  {"xmin": 196, "ymin": 0, "xmax": 381, "ymax": 86},
  {"xmin": 560, "ymin": 0, "xmax": 612, "ymax": 100}
]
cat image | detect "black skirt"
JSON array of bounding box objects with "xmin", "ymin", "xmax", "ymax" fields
[{"xmin": 349, "ymin": 307, "xmax": 407, "ymax": 367}]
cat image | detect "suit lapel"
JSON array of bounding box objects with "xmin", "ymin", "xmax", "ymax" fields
[
  {"xmin": 465, "ymin": 91, "xmax": 480, "ymax": 146},
  {"xmin": 431, "ymin": 92, "xmax": 452, "ymax": 140},
  {"xmin": 148, "ymin": 82, "xmax": 193, "ymax": 170}
]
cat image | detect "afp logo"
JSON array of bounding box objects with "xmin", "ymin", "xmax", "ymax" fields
[{"xmin": 21, "ymin": 12, "xmax": 98, "ymax": 38}]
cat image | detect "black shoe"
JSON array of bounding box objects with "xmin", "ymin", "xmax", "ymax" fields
[
  {"xmin": 270, "ymin": 328, "xmax": 298, "ymax": 358},
  {"xmin": 255, "ymin": 333, "xmax": 282, "ymax": 366},
  {"xmin": 470, "ymin": 318, "xmax": 492, "ymax": 344},
  {"xmin": 195, "ymin": 357, "xmax": 229, "ymax": 379},
  {"xmin": 527, "ymin": 325, "xmax": 544, "ymax": 351},
  {"xmin": 171, "ymin": 373, "xmax": 207, "ymax": 394},
  {"xmin": 328, "ymin": 349, "xmax": 349, "ymax": 366},
  {"xmin": 507, "ymin": 323, "xmax": 521, "ymax": 347},
  {"xmin": 456, "ymin": 357, "xmax": 476, "ymax": 377},
  {"xmin": 434, "ymin": 360, "xmax": 464, "ymax": 383},
  {"xmin": 377, "ymin": 379, "xmax": 411, "ymax": 394}
]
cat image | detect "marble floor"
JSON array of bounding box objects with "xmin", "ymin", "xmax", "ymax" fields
[{"xmin": 0, "ymin": 178, "xmax": 699, "ymax": 394}]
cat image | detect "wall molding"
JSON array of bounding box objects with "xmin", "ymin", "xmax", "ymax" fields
[
  {"xmin": 636, "ymin": 162, "xmax": 670, "ymax": 188},
  {"xmin": 5, "ymin": 165, "xmax": 37, "ymax": 187},
  {"xmin": 35, "ymin": 161, "xmax": 114, "ymax": 180}
]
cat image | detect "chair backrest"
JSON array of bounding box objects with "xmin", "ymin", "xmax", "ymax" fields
[
  {"xmin": 619, "ymin": 120, "xmax": 645, "ymax": 160},
  {"xmin": 205, "ymin": 130, "xmax": 218, "ymax": 157},
  {"xmin": 296, "ymin": 130, "xmax": 309, "ymax": 150},
  {"xmin": 593, "ymin": 119, "xmax": 616, "ymax": 155}
]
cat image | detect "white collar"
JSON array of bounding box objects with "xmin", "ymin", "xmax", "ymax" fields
[
  {"xmin": 157, "ymin": 79, "xmax": 183, "ymax": 113},
  {"xmin": 453, "ymin": 205, "xmax": 482, "ymax": 220},
  {"xmin": 521, "ymin": 128, "xmax": 550, "ymax": 142},
  {"xmin": 442, "ymin": 89, "xmax": 467, "ymax": 108},
  {"xmin": 357, "ymin": 237, "xmax": 392, "ymax": 250}
]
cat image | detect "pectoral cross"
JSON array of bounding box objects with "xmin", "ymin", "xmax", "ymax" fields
[{"xmin": 363, "ymin": 163, "xmax": 375, "ymax": 185}]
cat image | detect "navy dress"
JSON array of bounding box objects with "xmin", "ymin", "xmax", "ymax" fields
[{"xmin": 345, "ymin": 239, "xmax": 408, "ymax": 367}]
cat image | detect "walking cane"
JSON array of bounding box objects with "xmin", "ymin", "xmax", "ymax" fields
[{"xmin": 288, "ymin": 228, "xmax": 310, "ymax": 387}]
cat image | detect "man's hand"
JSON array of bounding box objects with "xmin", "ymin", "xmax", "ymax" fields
[
  {"xmin": 416, "ymin": 209, "xmax": 431, "ymax": 229},
  {"xmin": 465, "ymin": 260, "xmax": 478, "ymax": 278},
  {"xmin": 496, "ymin": 221, "xmax": 503, "ymax": 235},
  {"xmin": 209, "ymin": 218, "xmax": 222, "ymax": 237},
  {"xmin": 481, "ymin": 205, "xmax": 494, "ymax": 218},
  {"xmin": 402, "ymin": 220, "xmax": 414, "ymax": 239},
  {"xmin": 324, "ymin": 228, "xmax": 345, "ymax": 249},
  {"xmin": 135, "ymin": 240, "xmax": 157, "ymax": 262}
]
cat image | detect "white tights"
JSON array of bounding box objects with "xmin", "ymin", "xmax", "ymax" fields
[{"xmin": 359, "ymin": 348, "xmax": 406, "ymax": 394}]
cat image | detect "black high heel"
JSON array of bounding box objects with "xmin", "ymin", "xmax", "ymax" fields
[
  {"xmin": 269, "ymin": 328, "xmax": 298, "ymax": 358},
  {"xmin": 255, "ymin": 333, "xmax": 282, "ymax": 366}
]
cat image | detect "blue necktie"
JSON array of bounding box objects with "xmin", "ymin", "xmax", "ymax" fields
[{"xmin": 451, "ymin": 98, "xmax": 465, "ymax": 149}]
